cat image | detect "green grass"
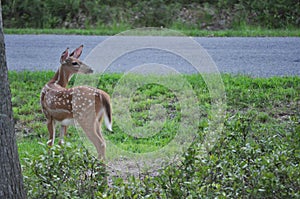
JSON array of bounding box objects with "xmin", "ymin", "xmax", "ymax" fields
[
  {"xmin": 4, "ymin": 26, "xmax": 300, "ymax": 37},
  {"xmin": 10, "ymin": 71, "xmax": 300, "ymax": 198}
]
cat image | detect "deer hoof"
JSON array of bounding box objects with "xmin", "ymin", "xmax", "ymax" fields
[
  {"xmin": 58, "ymin": 140, "xmax": 65, "ymax": 145},
  {"xmin": 47, "ymin": 139, "xmax": 53, "ymax": 146}
]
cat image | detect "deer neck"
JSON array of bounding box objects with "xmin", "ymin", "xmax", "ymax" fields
[{"xmin": 50, "ymin": 67, "xmax": 73, "ymax": 88}]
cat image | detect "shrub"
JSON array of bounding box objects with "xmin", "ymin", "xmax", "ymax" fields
[
  {"xmin": 23, "ymin": 143, "xmax": 107, "ymax": 198},
  {"xmin": 2, "ymin": 0, "xmax": 299, "ymax": 29}
]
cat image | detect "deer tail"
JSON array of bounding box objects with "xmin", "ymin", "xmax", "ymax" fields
[{"xmin": 102, "ymin": 92, "xmax": 112, "ymax": 131}]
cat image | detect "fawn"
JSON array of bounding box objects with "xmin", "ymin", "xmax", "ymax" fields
[{"xmin": 40, "ymin": 45, "xmax": 112, "ymax": 160}]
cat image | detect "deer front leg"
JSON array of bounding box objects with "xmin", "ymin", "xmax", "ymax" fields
[{"xmin": 46, "ymin": 119, "xmax": 55, "ymax": 146}]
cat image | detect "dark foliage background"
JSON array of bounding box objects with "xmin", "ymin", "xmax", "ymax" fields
[{"xmin": 2, "ymin": 0, "xmax": 300, "ymax": 29}]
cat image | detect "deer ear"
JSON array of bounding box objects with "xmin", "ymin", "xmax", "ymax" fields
[
  {"xmin": 70, "ymin": 45, "xmax": 83, "ymax": 58},
  {"xmin": 60, "ymin": 47, "xmax": 69, "ymax": 64}
]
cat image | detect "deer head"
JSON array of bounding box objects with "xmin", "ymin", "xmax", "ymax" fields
[
  {"xmin": 55, "ymin": 45, "xmax": 93, "ymax": 87},
  {"xmin": 60, "ymin": 45, "xmax": 93, "ymax": 76}
]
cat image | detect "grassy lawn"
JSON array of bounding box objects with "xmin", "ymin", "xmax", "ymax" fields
[
  {"xmin": 10, "ymin": 71, "xmax": 300, "ymax": 198},
  {"xmin": 4, "ymin": 27, "xmax": 300, "ymax": 37}
]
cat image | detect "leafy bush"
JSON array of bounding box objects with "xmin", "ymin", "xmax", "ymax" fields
[
  {"xmin": 23, "ymin": 143, "xmax": 107, "ymax": 198},
  {"xmin": 216, "ymin": 0, "xmax": 300, "ymax": 29},
  {"xmin": 102, "ymin": 112, "xmax": 300, "ymax": 198}
]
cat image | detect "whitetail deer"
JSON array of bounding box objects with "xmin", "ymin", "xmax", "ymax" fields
[{"xmin": 40, "ymin": 45, "xmax": 112, "ymax": 160}]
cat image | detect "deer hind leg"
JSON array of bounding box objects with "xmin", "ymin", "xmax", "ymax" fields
[
  {"xmin": 96, "ymin": 114, "xmax": 107, "ymax": 158},
  {"xmin": 97, "ymin": 115, "xmax": 104, "ymax": 138},
  {"xmin": 95, "ymin": 119, "xmax": 106, "ymax": 157},
  {"xmin": 58, "ymin": 125, "xmax": 67, "ymax": 145},
  {"xmin": 77, "ymin": 117, "xmax": 106, "ymax": 160},
  {"xmin": 46, "ymin": 119, "xmax": 55, "ymax": 146}
]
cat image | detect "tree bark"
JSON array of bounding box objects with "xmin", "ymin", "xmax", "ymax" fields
[{"xmin": 0, "ymin": 2, "xmax": 27, "ymax": 198}]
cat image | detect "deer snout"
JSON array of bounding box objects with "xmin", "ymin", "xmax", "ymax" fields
[
  {"xmin": 80, "ymin": 65, "xmax": 94, "ymax": 74},
  {"xmin": 87, "ymin": 68, "xmax": 94, "ymax": 74}
]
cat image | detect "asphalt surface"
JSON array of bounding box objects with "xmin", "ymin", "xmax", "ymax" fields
[{"xmin": 4, "ymin": 35, "xmax": 300, "ymax": 77}]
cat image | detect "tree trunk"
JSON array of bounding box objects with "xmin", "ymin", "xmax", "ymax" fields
[{"xmin": 0, "ymin": 2, "xmax": 27, "ymax": 198}]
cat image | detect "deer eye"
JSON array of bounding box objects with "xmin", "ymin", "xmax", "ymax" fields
[{"xmin": 72, "ymin": 62, "xmax": 79, "ymax": 66}]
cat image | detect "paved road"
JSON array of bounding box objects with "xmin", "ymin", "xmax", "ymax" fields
[{"xmin": 4, "ymin": 35, "xmax": 300, "ymax": 77}]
